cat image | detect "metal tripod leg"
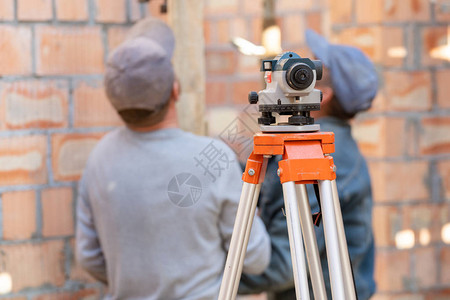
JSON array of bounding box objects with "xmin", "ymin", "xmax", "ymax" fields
[
  {"xmin": 282, "ymin": 181, "xmax": 310, "ymax": 300},
  {"xmin": 295, "ymin": 184, "xmax": 327, "ymax": 300},
  {"xmin": 319, "ymin": 180, "xmax": 346, "ymax": 300},
  {"xmin": 218, "ymin": 182, "xmax": 261, "ymax": 300},
  {"xmin": 331, "ymin": 180, "xmax": 357, "ymax": 300}
]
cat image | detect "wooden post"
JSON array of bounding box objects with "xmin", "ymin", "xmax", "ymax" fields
[{"xmin": 167, "ymin": 0, "xmax": 206, "ymax": 135}]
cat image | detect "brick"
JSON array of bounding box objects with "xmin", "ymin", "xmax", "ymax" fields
[
  {"xmin": 0, "ymin": 26, "xmax": 32, "ymax": 75},
  {"xmin": 425, "ymin": 289, "xmax": 450, "ymax": 300},
  {"xmin": 33, "ymin": 289, "xmax": 101, "ymax": 300},
  {"xmin": 0, "ymin": 0, "xmax": 14, "ymax": 20},
  {"xmin": 393, "ymin": 295, "xmax": 425, "ymax": 300},
  {"xmin": 352, "ymin": 118, "xmax": 407, "ymax": 157},
  {"xmin": 438, "ymin": 160, "xmax": 450, "ymax": 200},
  {"xmin": 420, "ymin": 117, "xmax": 450, "ymax": 155},
  {"xmin": 282, "ymin": 14, "xmax": 305, "ymax": 45},
  {"xmin": 306, "ymin": 12, "xmax": 322, "ymax": 34},
  {"xmin": 436, "ymin": 69, "xmax": 450, "ymax": 109},
  {"xmin": 243, "ymin": 0, "xmax": 263, "ymax": 15},
  {"xmin": 414, "ymin": 247, "xmax": 437, "ymax": 288},
  {"xmin": 0, "ymin": 80, "xmax": 69, "ymax": 129},
  {"xmin": 381, "ymin": 27, "xmax": 405, "ymax": 67},
  {"xmin": 73, "ymin": 81, "xmax": 123, "ymax": 128},
  {"xmin": 52, "ymin": 133, "xmax": 103, "ymax": 181},
  {"xmin": 370, "ymin": 295, "xmax": 391, "ymax": 300},
  {"xmin": 18, "ymin": 0, "xmax": 52, "ymax": 21},
  {"xmin": 68, "ymin": 239, "xmax": 96, "ymax": 283},
  {"xmin": 335, "ymin": 27, "xmax": 378, "ymax": 60},
  {"xmin": 0, "ymin": 135, "xmax": 47, "ymax": 186},
  {"xmin": 204, "ymin": 20, "xmax": 212, "ymax": 45},
  {"xmin": 384, "ymin": 71, "xmax": 432, "ymax": 111},
  {"xmin": 329, "ymin": 0, "xmax": 352, "ymax": 24},
  {"xmin": 402, "ymin": 204, "xmax": 434, "ymax": 231},
  {"xmin": 440, "ymin": 247, "xmax": 450, "ymax": 285},
  {"xmin": 230, "ymin": 18, "xmax": 249, "ymax": 41},
  {"xmin": 251, "ymin": 17, "xmax": 263, "ymax": 44},
  {"xmin": 277, "ymin": 0, "xmax": 313, "ymax": 12},
  {"xmin": 36, "ymin": 26, "xmax": 104, "ymax": 75},
  {"xmin": 107, "ymin": 26, "xmax": 128, "ymax": 52},
  {"xmin": 205, "ymin": 0, "xmax": 238, "ymax": 15},
  {"xmin": 2, "ymin": 190, "xmax": 36, "ymax": 240},
  {"xmin": 148, "ymin": 0, "xmax": 167, "ymax": 21},
  {"xmin": 356, "ymin": 0, "xmax": 383, "ymax": 23},
  {"xmin": 206, "ymin": 51, "xmax": 236, "ymax": 75},
  {"xmin": 435, "ymin": 0, "xmax": 450, "ymax": 22},
  {"xmin": 41, "ymin": 187, "xmax": 74, "ymax": 237},
  {"xmin": 232, "ymin": 79, "xmax": 262, "ymax": 105},
  {"xmin": 95, "ymin": 0, "xmax": 127, "ymax": 23},
  {"xmin": 206, "ymin": 81, "xmax": 228, "ymax": 106},
  {"xmin": 402, "ymin": 204, "xmax": 442, "ymax": 245},
  {"xmin": 237, "ymin": 54, "xmax": 260, "ymax": 75},
  {"xmin": 217, "ymin": 19, "xmax": 230, "ymax": 44},
  {"xmin": 373, "ymin": 205, "xmax": 400, "ymax": 247},
  {"xmin": 368, "ymin": 160, "xmax": 429, "ymax": 203},
  {"xmin": 335, "ymin": 26, "xmax": 404, "ymax": 66},
  {"xmin": 2, "ymin": 241, "xmax": 65, "ymax": 292},
  {"xmin": 422, "ymin": 26, "xmax": 449, "ymax": 66},
  {"xmin": 55, "ymin": 0, "xmax": 88, "ymax": 21},
  {"xmin": 383, "ymin": 0, "xmax": 430, "ymax": 22},
  {"xmin": 367, "ymin": 91, "xmax": 387, "ymax": 112},
  {"xmin": 375, "ymin": 250, "xmax": 411, "ymax": 292}
]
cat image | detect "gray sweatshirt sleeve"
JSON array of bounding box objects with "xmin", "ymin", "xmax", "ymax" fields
[
  {"xmin": 217, "ymin": 148, "xmax": 271, "ymax": 275},
  {"xmin": 75, "ymin": 174, "xmax": 108, "ymax": 284}
]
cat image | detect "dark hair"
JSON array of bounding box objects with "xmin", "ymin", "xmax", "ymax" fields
[
  {"xmin": 326, "ymin": 96, "xmax": 356, "ymax": 120},
  {"xmin": 118, "ymin": 101, "xmax": 170, "ymax": 127}
]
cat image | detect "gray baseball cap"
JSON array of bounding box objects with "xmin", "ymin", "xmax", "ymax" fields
[
  {"xmin": 305, "ymin": 29, "xmax": 378, "ymax": 115},
  {"xmin": 105, "ymin": 37, "xmax": 174, "ymax": 112},
  {"xmin": 126, "ymin": 17, "xmax": 175, "ymax": 58}
]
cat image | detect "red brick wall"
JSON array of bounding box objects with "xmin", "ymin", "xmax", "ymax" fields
[
  {"xmin": 1, "ymin": 0, "xmax": 450, "ymax": 299},
  {"xmin": 0, "ymin": 0, "xmax": 145, "ymax": 297},
  {"xmin": 328, "ymin": 0, "xmax": 450, "ymax": 298}
]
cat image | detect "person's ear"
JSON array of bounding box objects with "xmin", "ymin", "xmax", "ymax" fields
[
  {"xmin": 320, "ymin": 86, "xmax": 334, "ymax": 105},
  {"xmin": 171, "ymin": 79, "xmax": 180, "ymax": 102}
]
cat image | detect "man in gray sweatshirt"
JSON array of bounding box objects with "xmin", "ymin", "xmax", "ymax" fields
[{"xmin": 75, "ymin": 18, "xmax": 271, "ymax": 300}]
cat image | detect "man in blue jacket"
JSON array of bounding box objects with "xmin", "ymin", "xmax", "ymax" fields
[{"xmin": 239, "ymin": 29, "xmax": 378, "ymax": 300}]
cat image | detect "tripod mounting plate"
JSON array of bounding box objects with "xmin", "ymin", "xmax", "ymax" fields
[{"xmin": 260, "ymin": 124, "xmax": 320, "ymax": 133}]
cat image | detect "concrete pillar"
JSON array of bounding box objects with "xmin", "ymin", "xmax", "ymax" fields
[{"xmin": 167, "ymin": 0, "xmax": 206, "ymax": 135}]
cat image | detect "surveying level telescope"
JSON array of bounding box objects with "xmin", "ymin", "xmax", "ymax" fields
[
  {"xmin": 218, "ymin": 51, "xmax": 357, "ymax": 300},
  {"xmin": 248, "ymin": 52, "xmax": 323, "ymax": 132}
]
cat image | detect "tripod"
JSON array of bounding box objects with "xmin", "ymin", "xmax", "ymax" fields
[{"xmin": 218, "ymin": 130, "xmax": 357, "ymax": 300}]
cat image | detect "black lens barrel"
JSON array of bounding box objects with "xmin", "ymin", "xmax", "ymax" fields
[{"xmin": 286, "ymin": 63, "xmax": 314, "ymax": 90}]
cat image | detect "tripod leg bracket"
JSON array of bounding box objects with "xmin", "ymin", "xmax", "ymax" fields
[
  {"xmin": 278, "ymin": 156, "xmax": 336, "ymax": 184},
  {"xmin": 242, "ymin": 153, "xmax": 268, "ymax": 184}
]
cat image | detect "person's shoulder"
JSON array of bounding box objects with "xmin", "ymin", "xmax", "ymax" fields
[
  {"xmin": 180, "ymin": 131, "xmax": 238, "ymax": 157},
  {"xmin": 86, "ymin": 127, "xmax": 124, "ymax": 160}
]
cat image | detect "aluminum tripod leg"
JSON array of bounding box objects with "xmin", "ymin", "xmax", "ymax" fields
[
  {"xmin": 295, "ymin": 184, "xmax": 327, "ymax": 300},
  {"xmin": 331, "ymin": 180, "xmax": 356, "ymax": 300},
  {"xmin": 319, "ymin": 180, "xmax": 346, "ymax": 300},
  {"xmin": 218, "ymin": 182, "xmax": 261, "ymax": 300},
  {"xmin": 282, "ymin": 181, "xmax": 310, "ymax": 300}
]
